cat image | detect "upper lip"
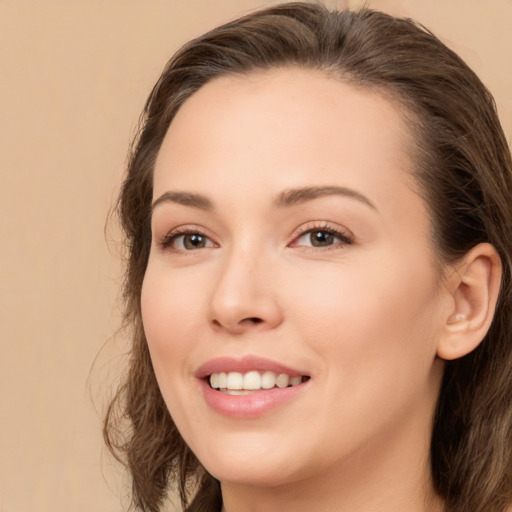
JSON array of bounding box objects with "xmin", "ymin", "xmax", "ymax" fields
[{"xmin": 195, "ymin": 355, "xmax": 308, "ymax": 379}]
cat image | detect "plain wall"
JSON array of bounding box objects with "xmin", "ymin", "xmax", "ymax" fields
[{"xmin": 1, "ymin": 1, "xmax": 510, "ymax": 511}]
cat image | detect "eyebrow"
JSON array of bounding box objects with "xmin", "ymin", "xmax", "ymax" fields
[
  {"xmin": 274, "ymin": 186, "xmax": 377, "ymax": 210},
  {"xmin": 151, "ymin": 185, "xmax": 376, "ymax": 213},
  {"xmin": 152, "ymin": 191, "xmax": 214, "ymax": 212}
]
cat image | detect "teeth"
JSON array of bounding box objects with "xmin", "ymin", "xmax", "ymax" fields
[
  {"xmin": 243, "ymin": 371, "xmax": 261, "ymax": 390},
  {"xmin": 218, "ymin": 372, "xmax": 227, "ymax": 388},
  {"xmin": 290, "ymin": 376, "xmax": 302, "ymax": 386},
  {"xmin": 261, "ymin": 371, "xmax": 276, "ymax": 389},
  {"xmin": 209, "ymin": 371, "xmax": 304, "ymax": 391},
  {"xmin": 276, "ymin": 374, "xmax": 289, "ymax": 388},
  {"xmin": 226, "ymin": 372, "xmax": 243, "ymax": 390}
]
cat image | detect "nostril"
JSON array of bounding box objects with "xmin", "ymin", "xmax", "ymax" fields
[
  {"xmin": 211, "ymin": 317, "xmax": 262, "ymax": 327},
  {"xmin": 210, "ymin": 315, "xmax": 269, "ymax": 331}
]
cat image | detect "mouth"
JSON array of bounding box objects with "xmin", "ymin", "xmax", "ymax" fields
[
  {"xmin": 208, "ymin": 371, "xmax": 310, "ymax": 395},
  {"xmin": 196, "ymin": 356, "xmax": 310, "ymax": 416}
]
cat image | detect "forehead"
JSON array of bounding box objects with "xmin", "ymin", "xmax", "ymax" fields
[
  {"xmin": 155, "ymin": 67, "xmax": 415, "ymax": 187},
  {"xmin": 153, "ymin": 67, "xmax": 419, "ymax": 217}
]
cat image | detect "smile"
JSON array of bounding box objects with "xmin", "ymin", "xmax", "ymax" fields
[
  {"xmin": 209, "ymin": 371, "xmax": 306, "ymax": 394},
  {"xmin": 196, "ymin": 356, "xmax": 311, "ymax": 417}
]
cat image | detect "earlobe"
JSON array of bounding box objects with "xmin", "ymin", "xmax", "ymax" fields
[{"xmin": 437, "ymin": 243, "xmax": 502, "ymax": 361}]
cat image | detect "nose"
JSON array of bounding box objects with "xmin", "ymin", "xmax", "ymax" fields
[{"xmin": 208, "ymin": 248, "xmax": 283, "ymax": 335}]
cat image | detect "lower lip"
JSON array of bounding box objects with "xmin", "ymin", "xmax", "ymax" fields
[{"xmin": 199, "ymin": 379, "xmax": 308, "ymax": 418}]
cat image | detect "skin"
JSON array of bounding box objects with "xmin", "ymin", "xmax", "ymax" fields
[{"xmin": 141, "ymin": 68, "xmax": 454, "ymax": 512}]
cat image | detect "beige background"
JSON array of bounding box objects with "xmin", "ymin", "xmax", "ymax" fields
[{"xmin": 1, "ymin": 1, "xmax": 510, "ymax": 511}]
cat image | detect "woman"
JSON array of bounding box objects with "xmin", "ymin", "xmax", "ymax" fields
[{"xmin": 104, "ymin": 3, "xmax": 512, "ymax": 511}]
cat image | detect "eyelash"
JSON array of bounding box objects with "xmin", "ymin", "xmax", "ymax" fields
[
  {"xmin": 158, "ymin": 226, "xmax": 214, "ymax": 251},
  {"xmin": 157, "ymin": 222, "xmax": 353, "ymax": 252},
  {"xmin": 291, "ymin": 223, "xmax": 353, "ymax": 249}
]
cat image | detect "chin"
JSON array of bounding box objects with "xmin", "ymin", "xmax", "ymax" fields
[
  {"xmin": 207, "ymin": 461, "xmax": 303, "ymax": 489},
  {"xmin": 193, "ymin": 432, "xmax": 309, "ymax": 488}
]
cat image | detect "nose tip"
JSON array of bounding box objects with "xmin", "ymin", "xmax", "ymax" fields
[
  {"xmin": 210, "ymin": 298, "xmax": 282, "ymax": 334},
  {"xmin": 208, "ymin": 257, "xmax": 283, "ymax": 334}
]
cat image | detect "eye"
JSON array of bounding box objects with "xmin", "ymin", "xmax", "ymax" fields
[
  {"xmin": 160, "ymin": 229, "xmax": 216, "ymax": 251},
  {"xmin": 292, "ymin": 226, "xmax": 352, "ymax": 249}
]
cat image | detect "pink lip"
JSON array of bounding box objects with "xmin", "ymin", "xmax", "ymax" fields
[
  {"xmin": 195, "ymin": 356, "xmax": 310, "ymax": 418},
  {"xmin": 198, "ymin": 379, "xmax": 308, "ymax": 418},
  {"xmin": 195, "ymin": 355, "xmax": 307, "ymax": 379}
]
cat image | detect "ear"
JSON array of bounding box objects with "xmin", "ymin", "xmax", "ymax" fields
[{"xmin": 437, "ymin": 243, "xmax": 502, "ymax": 360}]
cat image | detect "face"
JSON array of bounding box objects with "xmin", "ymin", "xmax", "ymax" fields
[{"xmin": 142, "ymin": 68, "xmax": 449, "ymax": 489}]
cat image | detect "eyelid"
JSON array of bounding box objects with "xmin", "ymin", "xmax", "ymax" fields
[
  {"xmin": 289, "ymin": 221, "xmax": 354, "ymax": 248},
  {"xmin": 157, "ymin": 225, "xmax": 218, "ymax": 251},
  {"xmin": 155, "ymin": 221, "xmax": 353, "ymax": 251}
]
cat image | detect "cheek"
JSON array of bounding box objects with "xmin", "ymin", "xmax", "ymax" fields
[
  {"xmin": 141, "ymin": 264, "xmax": 205, "ymax": 373},
  {"xmin": 289, "ymin": 256, "xmax": 442, "ymax": 384},
  {"xmin": 290, "ymin": 261, "xmax": 443, "ymax": 452},
  {"xmin": 140, "ymin": 265, "xmax": 208, "ymax": 430}
]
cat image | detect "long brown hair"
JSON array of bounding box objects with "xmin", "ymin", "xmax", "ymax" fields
[{"xmin": 104, "ymin": 3, "xmax": 512, "ymax": 511}]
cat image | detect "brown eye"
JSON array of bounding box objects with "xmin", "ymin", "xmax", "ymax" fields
[
  {"xmin": 292, "ymin": 227, "xmax": 352, "ymax": 249},
  {"xmin": 309, "ymin": 230, "xmax": 335, "ymax": 247},
  {"xmin": 182, "ymin": 233, "xmax": 207, "ymax": 249},
  {"xmin": 162, "ymin": 231, "xmax": 215, "ymax": 251}
]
